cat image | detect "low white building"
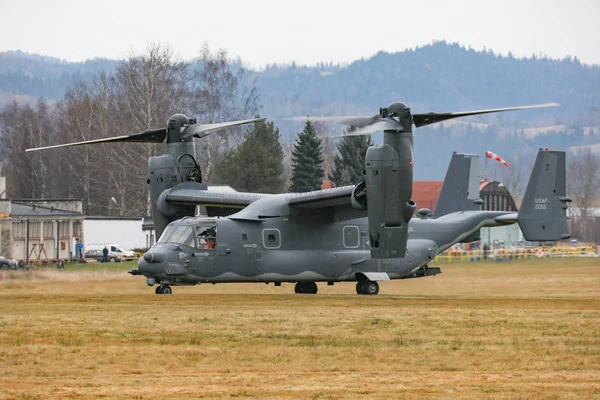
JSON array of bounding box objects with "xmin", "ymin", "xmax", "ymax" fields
[{"xmin": 83, "ymin": 217, "xmax": 150, "ymax": 251}]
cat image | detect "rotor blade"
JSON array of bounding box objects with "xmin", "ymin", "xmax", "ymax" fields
[
  {"xmin": 339, "ymin": 119, "xmax": 403, "ymax": 137},
  {"xmin": 181, "ymin": 117, "xmax": 266, "ymax": 139},
  {"xmin": 412, "ymin": 102, "xmax": 560, "ymax": 128},
  {"xmin": 25, "ymin": 128, "xmax": 167, "ymax": 152},
  {"xmin": 287, "ymin": 115, "xmax": 378, "ymax": 128}
]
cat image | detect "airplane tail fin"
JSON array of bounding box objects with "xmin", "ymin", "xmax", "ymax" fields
[
  {"xmin": 432, "ymin": 152, "xmax": 482, "ymax": 218},
  {"xmin": 517, "ymin": 149, "xmax": 571, "ymax": 241}
]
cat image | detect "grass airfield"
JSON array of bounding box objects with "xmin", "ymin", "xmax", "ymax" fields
[{"xmin": 0, "ymin": 258, "xmax": 599, "ymax": 399}]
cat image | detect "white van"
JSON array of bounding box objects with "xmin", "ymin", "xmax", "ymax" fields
[{"xmin": 86, "ymin": 244, "xmax": 137, "ymax": 261}]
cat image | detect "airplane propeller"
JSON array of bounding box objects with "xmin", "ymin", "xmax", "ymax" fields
[
  {"xmin": 179, "ymin": 118, "xmax": 266, "ymax": 139},
  {"xmin": 25, "ymin": 115, "xmax": 265, "ymax": 152},
  {"xmin": 289, "ymin": 102, "xmax": 559, "ymax": 135}
]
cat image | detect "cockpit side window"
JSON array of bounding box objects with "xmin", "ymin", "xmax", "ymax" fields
[{"xmin": 195, "ymin": 225, "xmax": 217, "ymax": 250}]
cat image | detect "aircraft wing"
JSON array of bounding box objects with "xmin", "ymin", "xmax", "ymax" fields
[
  {"xmin": 224, "ymin": 185, "xmax": 357, "ymax": 222},
  {"xmin": 286, "ymin": 186, "xmax": 355, "ymax": 209},
  {"xmin": 164, "ymin": 182, "xmax": 267, "ymax": 208}
]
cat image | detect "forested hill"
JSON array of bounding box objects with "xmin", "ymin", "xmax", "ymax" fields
[
  {"xmin": 253, "ymin": 41, "xmax": 600, "ymax": 122},
  {"xmin": 2, "ymin": 42, "xmax": 599, "ymax": 120},
  {"xmin": 0, "ymin": 50, "xmax": 116, "ymax": 101}
]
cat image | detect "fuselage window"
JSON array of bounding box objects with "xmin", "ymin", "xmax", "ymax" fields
[
  {"xmin": 196, "ymin": 225, "xmax": 217, "ymax": 250},
  {"xmin": 262, "ymin": 229, "xmax": 281, "ymax": 249},
  {"xmin": 343, "ymin": 226, "xmax": 360, "ymax": 248}
]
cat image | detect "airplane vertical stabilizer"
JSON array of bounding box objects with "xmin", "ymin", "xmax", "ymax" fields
[
  {"xmin": 517, "ymin": 149, "xmax": 571, "ymax": 241},
  {"xmin": 432, "ymin": 153, "xmax": 482, "ymax": 217}
]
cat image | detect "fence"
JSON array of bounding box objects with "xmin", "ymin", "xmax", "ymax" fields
[{"xmin": 434, "ymin": 246, "xmax": 598, "ymax": 262}]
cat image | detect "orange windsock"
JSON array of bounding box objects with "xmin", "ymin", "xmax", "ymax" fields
[{"xmin": 485, "ymin": 151, "xmax": 509, "ymax": 167}]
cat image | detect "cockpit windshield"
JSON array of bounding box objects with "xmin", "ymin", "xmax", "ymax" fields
[{"xmin": 157, "ymin": 225, "xmax": 195, "ymax": 247}]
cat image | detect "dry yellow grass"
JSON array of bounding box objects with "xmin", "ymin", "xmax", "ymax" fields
[{"xmin": 0, "ymin": 258, "xmax": 599, "ymax": 399}]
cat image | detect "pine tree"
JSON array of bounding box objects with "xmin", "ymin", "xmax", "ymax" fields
[
  {"xmin": 217, "ymin": 118, "xmax": 284, "ymax": 193},
  {"xmin": 329, "ymin": 128, "xmax": 373, "ymax": 186},
  {"xmin": 290, "ymin": 120, "xmax": 324, "ymax": 192}
]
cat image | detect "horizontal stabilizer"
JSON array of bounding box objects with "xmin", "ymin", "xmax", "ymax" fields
[{"xmin": 494, "ymin": 213, "xmax": 518, "ymax": 224}]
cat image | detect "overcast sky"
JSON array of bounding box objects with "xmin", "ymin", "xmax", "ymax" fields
[{"xmin": 1, "ymin": 0, "xmax": 598, "ymax": 68}]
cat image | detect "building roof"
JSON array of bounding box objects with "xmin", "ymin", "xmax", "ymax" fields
[
  {"xmin": 321, "ymin": 180, "xmax": 336, "ymax": 189},
  {"xmin": 321, "ymin": 180, "xmax": 445, "ymax": 212},
  {"xmin": 10, "ymin": 202, "xmax": 82, "ymax": 217},
  {"xmin": 413, "ymin": 181, "xmax": 443, "ymax": 211},
  {"xmin": 85, "ymin": 216, "xmax": 143, "ymax": 221}
]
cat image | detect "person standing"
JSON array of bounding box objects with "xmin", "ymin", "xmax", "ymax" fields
[{"xmin": 102, "ymin": 246, "xmax": 109, "ymax": 263}]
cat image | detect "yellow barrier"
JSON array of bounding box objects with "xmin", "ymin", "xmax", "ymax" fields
[{"xmin": 434, "ymin": 246, "xmax": 597, "ymax": 262}]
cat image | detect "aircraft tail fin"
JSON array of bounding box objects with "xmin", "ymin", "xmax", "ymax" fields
[
  {"xmin": 517, "ymin": 149, "xmax": 571, "ymax": 241},
  {"xmin": 432, "ymin": 153, "xmax": 482, "ymax": 218}
]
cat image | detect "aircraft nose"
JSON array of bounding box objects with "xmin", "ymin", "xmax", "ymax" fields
[
  {"xmin": 137, "ymin": 256, "xmax": 164, "ymax": 277},
  {"xmin": 143, "ymin": 250, "xmax": 165, "ymax": 263}
]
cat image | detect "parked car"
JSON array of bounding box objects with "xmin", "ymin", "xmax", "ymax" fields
[
  {"xmin": 0, "ymin": 255, "xmax": 20, "ymax": 270},
  {"xmin": 84, "ymin": 249, "xmax": 121, "ymax": 263},
  {"xmin": 86, "ymin": 244, "xmax": 137, "ymax": 261}
]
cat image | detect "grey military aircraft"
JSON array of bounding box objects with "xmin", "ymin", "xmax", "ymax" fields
[
  {"xmin": 129, "ymin": 147, "xmax": 570, "ymax": 295},
  {"xmin": 26, "ymin": 102, "xmax": 569, "ymax": 295}
]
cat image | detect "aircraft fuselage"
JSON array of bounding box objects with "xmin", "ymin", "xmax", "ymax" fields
[{"xmin": 137, "ymin": 210, "xmax": 510, "ymax": 287}]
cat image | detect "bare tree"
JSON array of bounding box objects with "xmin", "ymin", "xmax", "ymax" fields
[
  {"xmin": 498, "ymin": 151, "xmax": 531, "ymax": 199},
  {"xmin": 112, "ymin": 43, "xmax": 188, "ymax": 215},
  {"xmin": 189, "ymin": 44, "xmax": 260, "ymax": 183},
  {"xmin": 0, "ymin": 42, "xmax": 263, "ymax": 217},
  {"xmin": 54, "ymin": 82, "xmax": 108, "ymax": 214},
  {"xmin": 280, "ymin": 134, "xmax": 296, "ymax": 189},
  {"xmin": 567, "ymin": 148, "xmax": 600, "ymax": 241},
  {"xmin": 0, "ymin": 101, "xmax": 29, "ymax": 197},
  {"xmin": 0, "ymin": 99, "xmax": 55, "ymax": 199}
]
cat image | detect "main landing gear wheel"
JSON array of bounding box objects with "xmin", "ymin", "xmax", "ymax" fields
[
  {"xmin": 356, "ymin": 280, "xmax": 379, "ymax": 295},
  {"xmin": 294, "ymin": 282, "xmax": 318, "ymax": 294},
  {"xmin": 155, "ymin": 285, "xmax": 172, "ymax": 294}
]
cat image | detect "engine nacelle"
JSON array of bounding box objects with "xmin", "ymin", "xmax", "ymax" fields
[
  {"xmin": 149, "ymin": 150, "xmax": 201, "ymax": 239},
  {"xmin": 365, "ymin": 139, "xmax": 415, "ymax": 259}
]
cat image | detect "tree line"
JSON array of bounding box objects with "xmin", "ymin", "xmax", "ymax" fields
[{"xmin": 0, "ymin": 44, "xmax": 371, "ymax": 217}]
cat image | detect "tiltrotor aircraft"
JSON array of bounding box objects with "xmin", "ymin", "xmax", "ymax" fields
[{"xmin": 27, "ymin": 102, "xmax": 570, "ymax": 295}]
